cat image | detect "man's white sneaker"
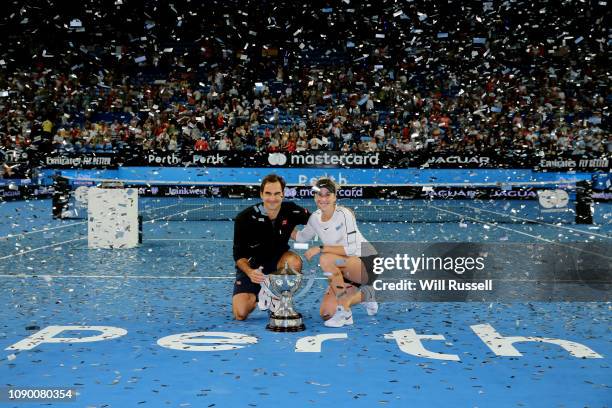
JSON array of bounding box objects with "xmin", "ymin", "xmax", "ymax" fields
[
  {"xmin": 324, "ymin": 306, "xmax": 354, "ymax": 328},
  {"xmin": 360, "ymin": 285, "xmax": 378, "ymax": 316},
  {"xmin": 362, "ymin": 301, "xmax": 379, "ymax": 316}
]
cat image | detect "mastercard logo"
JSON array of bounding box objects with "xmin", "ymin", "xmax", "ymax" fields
[
  {"xmin": 537, "ymin": 189, "xmax": 569, "ymax": 209},
  {"xmin": 268, "ymin": 153, "xmax": 287, "ymax": 166}
]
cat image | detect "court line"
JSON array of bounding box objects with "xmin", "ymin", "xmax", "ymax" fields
[
  {"xmin": 146, "ymin": 238, "xmax": 233, "ymax": 241},
  {"xmin": 1, "ymin": 235, "xmax": 607, "ymax": 262},
  {"xmin": 1, "ymin": 205, "xmax": 607, "ymax": 262},
  {"xmin": 431, "ymin": 205, "xmax": 612, "ymax": 261},
  {"xmin": 465, "ymin": 205, "xmax": 611, "ymax": 240},
  {"xmin": 0, "ymin": 237, "xmax": 86, "ymax": 260},
  {"xmin": 0, "ymin": 235, "xmax": 493, "ymax": 262},
  {"xmin": 0, "ymin": 221, "xmax": 86, "ymax": 240},
  {"xmin": 141, "ymin": 201, "xmax": 190, "ymax": 214},
  {"xmin": 144, "ymin": 238, "xmax": 558, "ymax": 244},
  {"xmin": 0, "ymin": 274, "xmax": 608, "ymax": 284},
  {"xmin": 141, "ymin": 203, "xmax": 224, "ymax": 223},
  {"xmin": 0, "ymin": 274, "xmax": 327, "ymax": 280},
  {"xmin": 142, "ymin": 239, "xmax": 443, "ymax": 243}
]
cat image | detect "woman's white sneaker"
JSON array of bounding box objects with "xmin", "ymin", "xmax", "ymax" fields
[{"xmin": 324, "ymin": 306, "xmax": 354, "ymax": 327}]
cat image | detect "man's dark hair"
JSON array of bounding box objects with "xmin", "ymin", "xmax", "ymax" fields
[{"xmin": 260, "ymin": 174, "xmax": 286, "ymax": 192}]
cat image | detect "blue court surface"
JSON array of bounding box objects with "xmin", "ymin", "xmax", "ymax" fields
[{"xmin": 0, "ymin": 199, "xmax": 610, "ymax": 407}]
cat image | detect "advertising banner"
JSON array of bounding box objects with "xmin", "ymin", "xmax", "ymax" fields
[
  {"xmin": 21, "ymin": 148, "xmax": 610, "ymax": 171},
  {"xmin": 41, "ymin": 153, "xmax": 118, "ymax": 169}
]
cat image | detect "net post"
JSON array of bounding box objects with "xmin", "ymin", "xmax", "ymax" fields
[
  {"xmin": 575, "ymin": 180, "xmax": 593, "ymax": 224},
  {"xmin": 138, "ymin": 215, "xmax": 143, "ymax": 244},
  {"xmin": 51, "ymin": 175, "xmax": 70, "ymax": 219}
]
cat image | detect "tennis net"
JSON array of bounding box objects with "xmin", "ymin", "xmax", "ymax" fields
[{"xmin": 53, "ymin": 177, "xmax": 602, "ymax": 225}]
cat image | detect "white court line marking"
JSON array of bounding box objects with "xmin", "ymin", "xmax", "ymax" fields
[
  {"xmin": 142, "ymin": 203, "xmax": 226, "ymax": 223},
  {"xmin": 2, "ymin": 233, "xmax": 607, "ymax": 262},
  {"xmin": 465, "ymin": 205, "xmax": 612, "ymax": 240},
  {"xmin": 0, "ymin": 237, "xmax": 86, "ymax": 260},
  {"xmin": 431, "ymin": 205, "xmax": 612, "ymax": 261},
  {"xmin": 143, "ymin": 239, "xmax": 436, "ymax": 243},
  {"xmin": 141, "ymin": 201, "xmax": 189, "ymax": 214},
  {"xmin": 0, "ymin": 236, "xmax": 433, "ymax": 261},
  {"xmin": 2, "ymin": 202, "xmax": 608, "ymax": 262},
  {"xmin": 0, "ymin": 221, "xmax": 86, "ymax": 240},
  {"xmin": 0, "ymin": 275, "xmax": 607, "ymax": 283},
  {"xmin": 0, "ymin": 274, "xmax": 327, "ymax": 280},
  {"xmin": 146, "ymin": 238, "xmax": 233, "ymax": 241}
]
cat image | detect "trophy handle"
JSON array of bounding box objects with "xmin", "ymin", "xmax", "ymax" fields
[
  {"xmin": 293, "ymin": 268, "xmax": 316, "ymax": 300},
  {"xmin": 260, "ymin": 277, "xmax": 278, "ymax": 299}
]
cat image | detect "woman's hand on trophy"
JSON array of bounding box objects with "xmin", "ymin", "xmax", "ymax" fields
[
  {"xmin": 247, "ymin": 266, "xmax": 266, "ymax": 284},
  {"xmin": 304, "ymin": 246, "xmax": 321, "ymax": 261}
]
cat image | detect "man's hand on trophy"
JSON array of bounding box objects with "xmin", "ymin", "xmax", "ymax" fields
[{"xmin": 247, "ymin": 266, "xmax": 266, "ymax": 284}]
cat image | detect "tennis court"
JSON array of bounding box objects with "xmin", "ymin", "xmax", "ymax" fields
[{"xmin": 0, "ymin": 196, "xmax": 610, "ymax": 407}]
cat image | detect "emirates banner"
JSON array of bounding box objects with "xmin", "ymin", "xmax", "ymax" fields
[
  {"xmin": 40, "ymin": 152, "xmax": 118, "ymax": 169},
  {"xmin": 534, "ymin": 156, "xmax": 610, "ymax": 171}
]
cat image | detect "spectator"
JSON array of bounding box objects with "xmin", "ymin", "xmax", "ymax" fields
[{"xmin": 194, "ymin": 137, "xmax": 209, "ymax": 151}]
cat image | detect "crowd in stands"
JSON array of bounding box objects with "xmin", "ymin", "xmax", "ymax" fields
[{"xmin": 0, "ymin": 0, "xmax": 609, "ymax": 160}]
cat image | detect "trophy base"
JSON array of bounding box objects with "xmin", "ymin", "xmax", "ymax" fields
[{"xmin": 266, "ymin": 313, "xmax": 306, "ymax": 332}]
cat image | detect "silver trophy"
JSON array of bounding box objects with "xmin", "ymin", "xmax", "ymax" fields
[{"xmin": 265, "ymin": 262, "xmax": 306, "ymax": 332}]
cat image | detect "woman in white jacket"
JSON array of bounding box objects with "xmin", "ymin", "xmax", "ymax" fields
[{"xmin": 294, "ymin": 178, "xmax": 378, "ymax": 328}]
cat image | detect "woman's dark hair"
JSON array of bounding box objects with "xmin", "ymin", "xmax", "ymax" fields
[{"xmin": 313, "ymin": 178, "xmax": 337, "ymax": 195}]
